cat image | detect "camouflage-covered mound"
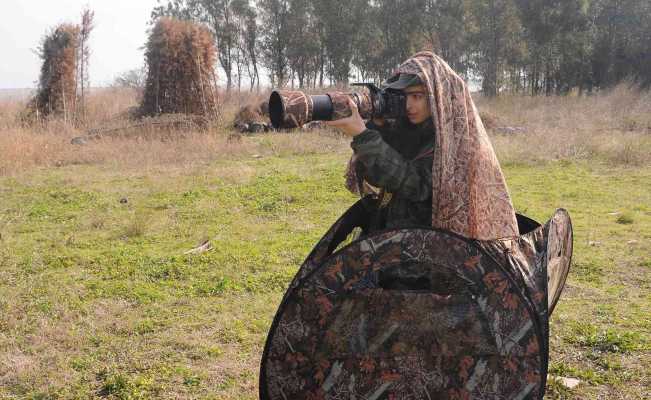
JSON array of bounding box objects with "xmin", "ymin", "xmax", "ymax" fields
[{"xmin": 233, "ymin": 100, "xmax": 272, "ymax": 133}]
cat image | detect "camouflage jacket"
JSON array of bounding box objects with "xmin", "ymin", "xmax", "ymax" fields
[{"xmin": 350, "ymin": 118, "xmax": 435, "ymax": 231}]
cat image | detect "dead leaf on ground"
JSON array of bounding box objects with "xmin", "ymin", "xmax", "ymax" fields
[{"xmin": 184, "ymin": 240, "xmax": 213, "ymax": 255}]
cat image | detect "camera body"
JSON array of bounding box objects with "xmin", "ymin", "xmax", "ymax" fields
[
  {"xmin": 269, "ymin": 83, "xmax": 407, "ymax": 129},
  {"xmin": 350, "ymin": 83, "xmax": 407, "ymax": 120}
]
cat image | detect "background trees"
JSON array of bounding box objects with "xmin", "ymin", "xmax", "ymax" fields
[{"xmin": 153, "ymin": 0, "xmax": 651, "ymax": 95}]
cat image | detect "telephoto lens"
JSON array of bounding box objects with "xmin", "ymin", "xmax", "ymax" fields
[{"xmin": 269, "ymin": 90, "xmax": 374, "ymax": 129}]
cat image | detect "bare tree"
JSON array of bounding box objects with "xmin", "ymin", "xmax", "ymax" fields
[
  {"xmin": 113, "ymin": 67, "xmax": 147, "ymax": 92},
  {"xmin": 78, "ymin": 7, "xmax": 95, "ymax": 119}
]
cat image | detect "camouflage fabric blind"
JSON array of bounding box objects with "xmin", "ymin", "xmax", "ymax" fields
[{"xmin": 346, "ymin": 52, "xmax": 519, "ymax": 240}]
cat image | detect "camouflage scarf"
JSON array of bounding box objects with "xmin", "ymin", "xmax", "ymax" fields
[{"xmin": 346, "ymin": 51, "xmax": 519, "ymax": 240}]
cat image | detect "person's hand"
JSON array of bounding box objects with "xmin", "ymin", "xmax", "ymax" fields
[{"xmin": 325, "ymin": 99, "xmax": 367, "ymax": 137}]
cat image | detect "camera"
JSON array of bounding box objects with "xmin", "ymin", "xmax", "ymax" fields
[{"xmin": 268, "ymin": 83, "xmax": 407, "ymax": 129}]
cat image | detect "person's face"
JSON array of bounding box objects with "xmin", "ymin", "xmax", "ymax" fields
[{"xmin": 403, "ymin": 84, "xmax": 431, "ymax": 125}]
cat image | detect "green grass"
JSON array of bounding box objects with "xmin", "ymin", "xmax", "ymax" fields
[{"xmin": 0, "ymin": 150, "xmax": 649, "ymax": 399}]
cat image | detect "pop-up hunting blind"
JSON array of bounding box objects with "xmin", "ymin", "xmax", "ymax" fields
[
  {"xmin": 260, "ymin": 52, "xmax": 573, "ymax": 400},
  {"xmin": 260, "ymin": 203, "xmax": 572, "ymax": 399}
]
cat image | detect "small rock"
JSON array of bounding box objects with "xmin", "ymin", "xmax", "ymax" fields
[
  {"xmin": 558, "ymin": 377, "xmax": 581, "ymax": 389},
  {"xmin": 302, "ymin": 121, "xmax": 326, "ymax": 131},
  {"xmin": 234, "ymin": 121, "xmax": 272, "ymax": 134},
  {"xmin": 249, "ymin": 122, "xmax": 269, "ymax": 133},
  {"xmin": 588, "ymin": 241, "xmax": 602, "ymax": 247},
  {"xmin": 70, "ymin": 136, "xmax": 88, "ymax": 145},
  {"xmin": 252, "ymin": 154, "xmax": 262, "ymax": 159},
  {"xmin": 627, "ymin": 240, "xmax": 638, "ymax": 245},
  {"xmin": 234, "ymin": 122, "xmax": 249, "ymax": 132},
  {"xmin": 607, "ymin": 211, "xmax": 621, "ymax": 216},
  {"xmin": 119, "ymin": 198, "xmax": 128, "ymax": 204},
  {"xmin": 495, "ymin": 126, "xmax": 527, "ymax": 135}
]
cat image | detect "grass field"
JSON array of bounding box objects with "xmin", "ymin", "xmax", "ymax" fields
[{"xmin": 0, "ymin": 88, "xmax": 649, "ymax": 399}]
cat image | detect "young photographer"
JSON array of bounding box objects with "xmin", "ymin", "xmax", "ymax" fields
[
  {"xmin": 327, "ymin": 52, "xmax": 519, "ymax": 240},
  {"xmin": 326, "ymin": 73, "xmax": 435, "ymax": 232}
]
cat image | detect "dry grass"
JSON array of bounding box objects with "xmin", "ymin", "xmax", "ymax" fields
[
  {"xmin": 0, "ymin": 88, "xmax": 345, "ymax": 177},
  {"xmin": 1, "ymin": 85, "xmax": 649, "ymax": 178},
  {"xmin": 0, "ymin": 126, "xmax": 347, "ymax": 177},
  {"xmin": 81, "ymin": 86, "xmax": 142, "ymax": 124},
  {"xmin": 477, "ymin": 84, "xmax": 651, "ymax": 166}
]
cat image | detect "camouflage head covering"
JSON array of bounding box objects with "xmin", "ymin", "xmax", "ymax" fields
[{"xmin": 347, "ymin": 51, "xmax": 519, "ymax": 240}]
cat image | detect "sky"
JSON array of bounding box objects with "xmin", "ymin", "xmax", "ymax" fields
[{"xmin": 0, "ymin": 0, "xmax": 160, "ymax": 89}]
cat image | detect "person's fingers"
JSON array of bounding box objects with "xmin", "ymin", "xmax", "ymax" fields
[
  {"xmin": 348, "ymin": 98, "xmax": 358, "ymax": 110},
  {"xmin": 327, "ymin": 115, "xmax": 355, "ymax": 124},
  {"xmin": 325, "ymin": 117, "xmax": 346, "ymax": 126},
  {"xmin": 325, "ymin": 120, "xmax": 350, "ymax": 128},
  {"xmin": 348, "ymin": 98, "xmax": 360, "ymax": 116},
  {"xmin": 325, "ymin": 99, "xmax": 363, "ymax": 133}
]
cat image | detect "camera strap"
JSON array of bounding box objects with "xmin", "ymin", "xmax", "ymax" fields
[{"xmin": 378, "ymin": 189, "xmax": 393, "ymax": 208}]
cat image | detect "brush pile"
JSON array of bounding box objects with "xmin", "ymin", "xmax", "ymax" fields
[
  {"xmin": 233, "ymin": 100, "xmax": 272, "ymax": 133},
  {"xmin": 140, "ymin": 17, "xmax": 219, "ymax": 118},
  {"xmin": 28, "ymin": 24, "xmax": 80, "ymax": 122}
]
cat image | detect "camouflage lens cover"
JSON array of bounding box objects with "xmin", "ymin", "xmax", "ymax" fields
[
  {"xmin": 269, "ymin": 90, "xmax": 375, "ymax": 129},
  {"xmin": 269, "ymin": 90, "xmax": 313, "ymax": 129},
  {"xmin": 328, "ymin": 91, "xmax": 374, "ymax": 120}
]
